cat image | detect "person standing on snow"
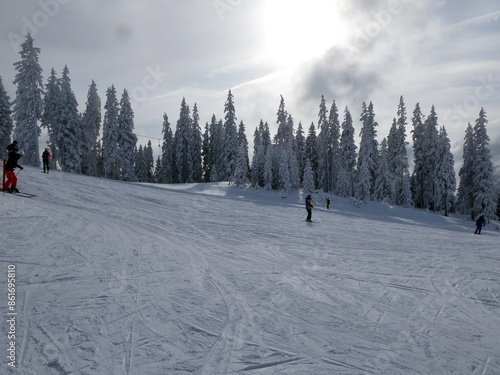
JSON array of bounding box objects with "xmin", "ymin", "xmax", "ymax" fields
[
  {"xmin": 474, "ymin": 214, "xmax": 486, "ymax": 235},
  {"xmin": 6, "ymin": 140, "xmax": 18, "ymax": 156},
  {"xmin": 3, "ymin": 150, "xmax": 24, "ymax": 193},
  {"xmin": 326, "ymin": 197, "xmax": 330, "ymax": 209},
  {"xmin": 305, "ymin": 194, "xmax": 313, "ymax": 222},
  {"xmin": 42, "ymin": 148, "xmax": 51, "ymax": 173}
]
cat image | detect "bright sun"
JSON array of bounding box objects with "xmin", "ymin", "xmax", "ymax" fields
[{"xmin": 261, "ymin": 0, "xmax": 347, "ymax": 67}]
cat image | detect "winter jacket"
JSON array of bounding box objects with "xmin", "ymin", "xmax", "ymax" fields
[
  {"xmin": 42, "ymin": 150, "xmax": 51, "ymax": 160},
  {"xmin": 5, "ymin": 153, "xmax": 22, "ymax": 171},
  {"xmin": 476, "ymin": 216, "xmax": 486, "ymax": 226},
  {"xmin": 305, "ymin": 196, "xmax": 313, "ymax": 210}
]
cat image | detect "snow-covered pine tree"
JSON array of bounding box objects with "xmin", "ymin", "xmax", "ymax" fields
[
  {"xmin": 233, "ymin": 142, "xmax": 249, "ymax": 187},
  {"xmin": 421, "ymin": 106, "xmax": 440, "ymax": 211},
  {"xmin": 134, "ymin": 145, "xmax": 147, "ymax": 182},
  {"xmin": 278, "ymin": 147, "xmax": 292, "ymax": 194},
  {"xmin": 223, "ymin": 89, "xmax": 238, "ymax": 182},
  {"xmin": 59, "ymin": 65, "xmax": 82, "ymax": 173},
  {"xmin": 237, "ymin": 120, "xmax": 250, "ymax": 177},
  {"xmin": 190, "ymin": 104, "xmax": 202, "ymax": 182},
  {"xmin": 328, "ymin": 100, "xmax": 341, "ymax": 194},
  {"xmin": 144, "ymin": 140, "xmax": 155, "ymax": 183},
  {"xmin": 456, "ymin": 123, "xmax": 475, "ymax": 216},
  {"xmin": 435, "ymin": 126, "xmax": 456, "ymax": 216},
  {"xmin": 161, "ymin": 113, "xmax": 174, "ymax": 183},
  {"xmin": 250, "ymin": 125, "xmax": 262, "ymax": 187},
  {"xmin": 117, "ymin": 89, "xmax": 137, "ymax": 181},
  {"xmin": 154, "ymin": 155, "xmax": 162, "ymax": 183},
  {"xmin": 81, "ymin": 80, "xmax": 101, "ymax": 176},
  {"xmin": 410, "ymin": 103, "xmax": 425, "ymax": 208},
  {"xmin": 356, "ymin": 101, "xmax": 379, "ymax": 200},
  {"xmin": 174, "ymin": 98, "xmax": 194, "ymax": 183},
  {"xmin": 304, "ymin": 122, "xmax": 318, "ymax": 186},
  {"xmin": 209, "ymin": 116, "xmax": 225, "ymax": 182},
  {"xmin": 102, "ymin": 85, "xmax": 120, "ymax": 179},
  {"xmin": 302, "ymin": 158, "xmax": 315, "ymax": 193},
  {"xmin": 0, "ymin": 76, "xmax": 14, "ymax": 158},
  {"xmin": 263, "ymin": 144, "xmax": 274, "ymax": 190},
  {"xmin": 316, "ymin": 95, "xmax": 330, "ymax": 192},
  {"xmin": 295, "ymin": 121, "xmax": 306, "ymax": 184},
  {"xmin": 12, "ymin": 33, "xmax": 44, "ymax": 166},
  {"xmin": 373, "ymin": 138, "xmax": 395, "ymax": 204},
  {"xmin": 337, "ymin": 106, "xmax": 357, "ymax": 198},
  {"xmin": 41, "ymin": 68, "xmax": 62, "ymax": 167},
  {"xmin": 202, "ymin": 122, "xmax": 211, "ymax": 182},
  {"xmin": 471, "ymin": 108, "xmax": 497, "ymax": 219},
  {"xmin": 394, "ymin": 96, "xmax": 412, "ymax": 207}
]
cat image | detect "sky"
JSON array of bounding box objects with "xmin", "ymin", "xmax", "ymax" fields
[{"xmin": 0, "ymin": 0, "xmax": 499, "ymax": 170}]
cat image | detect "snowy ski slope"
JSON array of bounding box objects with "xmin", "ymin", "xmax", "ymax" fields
[{"xmin": 1, "ymin": 167, "xmax": 499, "ymax": 374}]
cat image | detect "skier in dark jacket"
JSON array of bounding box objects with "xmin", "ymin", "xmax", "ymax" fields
[
  {"xmin": 305, "ymin": 195, "xmax": 313, "ymax": 222},
  {"xmin": 3, "ymin": 150, "xmax": 24, "ymax": 193},
  {"xmin": 474, "ymin": 214, "xmax": 486, "ymax": 235},
  {"xmin": 42, "ymin": 148, "xmax": 51, "ymax": 173},
  {"xmin": 6, "ymin": 140, "xmax": 18, "ymax": 156}
]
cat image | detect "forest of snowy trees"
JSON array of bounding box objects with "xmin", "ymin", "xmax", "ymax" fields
[{"xmin": 1, "ymin": 34, "xmax": 498, "ymax": 219}]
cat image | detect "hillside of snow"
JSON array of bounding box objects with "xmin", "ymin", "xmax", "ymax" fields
[{"xmin": 1, "ymin": 167, "xmax": 500, "ymax": 375}]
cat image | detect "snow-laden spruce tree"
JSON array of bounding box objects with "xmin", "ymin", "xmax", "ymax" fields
[
  {"xmin": 161, "ymin": 113, "xmax": 174, "ymax": 183},
  {"xmin": 387, "ymin": 96, "xmax": 412, "ymax": 206},
  {"xmin": 209, "ymin": 116, "xmax": 225, "ymax": 182},
  {"xmin": 144, "ymin": 140, "xmax": 155, "ymax": 183},
  {"xmin": 316, "ymin": 95, "xmax": 330, "ymax": 192},
  {"xmin": 302, "ymin": 158, "xmax": 315, "ymax": 193},
  {"xmin": 263, "ymin": 145, "xmax": 274, "ymax": 190},
  {"xmin": 337, "ymin": 106, "xmax": 357, "ymax": 198},
  {"xmin": 191, "ymin": 103, "xmax": 203, "ymax": 182},
  {"xmin": 233, "ymin": 143, "xmax": 249, "ymax": 187},
  {"xmin": 471, "ymin": 108, "xmax": 497, "ymax": 219},
  {"xmin": 59, "ymin": 65, "xmax": 82, "ymax": 173},
  {"xmin": 251, "ymin": 120, "xmax": 272, "ymax": 187},
  {"xmin": 435, "ymin": 126, "xmax": 456, "ymax": 216},
  {"xmin": 223, "ymin": 90, "xmax": 238, "ymax": 182},
  {"xmin": 295, "ymin": 121, "xmax": 306, "ymax": 184},
  {"xmin": 102, "ymin": 85, "xmax": 120, "ymax": 179},
  {"xmin": 134, "ymin": 145, "xmax": 147, "ymax": 182},
  {"xmin": 174, "ymin": 98, "xmax": 194, "ymax": 183},
  {"xmin": 456, "ymin": 123, "xmax": 475, "ymax": 216},
  {"xmin": 202, "ymin": 122, "xmax": 211, "ymax": 182},
  {"xmin": 328, "ymin": 100, "xmax": 341, "ymax": 194},
  {"xmin": 0, "ymin": 76, "xmax": 14, "ymax": 158},
  {"xmin": 356, "ymin": 101, "xmax": 379, "ymax": 200},
  {"xmin": 41, "ymin": 68, "xmax": 62, "ymax": 167},
  {"xmin": 411, "ymin": 103, "xmax": 426, "ymax": 208},
  {"xmin": 421, "ymin": 106, "xmax": 440, "ymax": 210},
  {"xmin": 117, "ymin": 89, "xmax": 137, "ymax": 181},
  {"xmin": 278, "ymin": 147, "xmax": 292, "ymax": 194},
  {"xmin": 237, "ymin": 120, "xmax": 250, "ymax": 176},
  {"xmin": 81, "ymin": 80, "xmax": 101, "ymax": 176},
  {"xmin": 304, "ymin": 122, "xmax": 318, "ymax": 186},
  {"xmin": 12, "ymin": 33, "xmax": 44, "ymax": 166},
  {"xmin": 373, "ymin": 138, "xmax": 395, "ymax": 204}
]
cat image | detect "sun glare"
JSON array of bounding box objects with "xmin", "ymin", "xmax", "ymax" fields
[{"xmin": 261, "ymin": 0, "xmax": 346, "ymax": 67}]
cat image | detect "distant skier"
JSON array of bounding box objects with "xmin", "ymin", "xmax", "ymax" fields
[
  {"xmin": 3, "ymin": 150, "xmax": 24, "ymax": 193},
  {"xmin": 326, "ymin": 197, "xmax": 330, "ymax": 209},
  {"xmin": 305, "ymin": 194, "xmax": 313, "ymax": 222},
  {"xmin": 474, "ymin": 214, "xmax": 486, "ymax": 235},
  {"xmin": 42, "ymin": 148, "xmax": 51, "ymax": 173}
]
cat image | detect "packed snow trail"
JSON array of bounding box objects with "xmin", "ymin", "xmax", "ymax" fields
[{"xmin": 1, "ymin": 167, "xmax": 499, "ymax": 374}]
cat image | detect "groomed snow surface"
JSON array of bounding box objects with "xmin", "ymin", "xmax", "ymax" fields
[{"xmin": 1, "ymin": 167, "xmax": 499, "ymax": 375}]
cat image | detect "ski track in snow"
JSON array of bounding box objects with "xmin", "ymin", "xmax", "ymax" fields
[{"xmin": 0, "ymin": 167, "xmax": 499, "ymax": 374}]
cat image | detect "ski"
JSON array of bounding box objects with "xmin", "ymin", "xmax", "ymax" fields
[{"xmin": 4, "ymin": 191, "xmax": 36, "ymax": 198}]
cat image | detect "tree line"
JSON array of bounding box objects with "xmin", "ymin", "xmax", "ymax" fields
[{"xmin": 0, "ymin": 34, "xmax": 498, "ymax": 219}]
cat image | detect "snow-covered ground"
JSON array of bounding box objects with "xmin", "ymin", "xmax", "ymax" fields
[{"xmin": 1, "ymin": 166, "xmax": 499, "ymax": 375}]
